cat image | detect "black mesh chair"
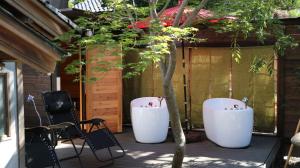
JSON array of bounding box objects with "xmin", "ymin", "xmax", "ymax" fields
[
  {"xmin": 42, "ymin": 91, "xmax": 125, "ymax": 166},
  {"xmin": 25, "ymin": 126, "xmax": 61, "ymax": 168}
]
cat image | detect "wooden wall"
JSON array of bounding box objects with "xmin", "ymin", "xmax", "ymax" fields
[
  {"xmin": 61, "ymin": 55, "xmax": 80, "ymax": 98},
  {"xmin": 60, "ymin": 55, "xmax": 81, "ymax": 120},
  {"xmin": 23, "ymin": 64, "xmax": 51, "ymax": 127},
  {"xmin": 281, "ymin": 25, "xmax": 300, "ymax": 138}
]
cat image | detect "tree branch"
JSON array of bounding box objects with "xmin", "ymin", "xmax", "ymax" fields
[
  {"xmin": 173, "ymin": 0, "xmax": 189, "ymax": 27},
  {"xmin": 159, "ymin": 57, "xmax": 167, "ymax": 77},
  {"xmin": 149, "ymin": 0, "xmax": 158, "ymax": 19},
  {"xmin": 123, "ymin": 1, "xmax": 144, "ymax": 34},
  {"xmin": 123, "ymin": 1, "xmax": 136, "ymax": 26},
  {"xmin": 132, "ymin": 0, "xmax": 138, "ymax": 23},
  {"xmin": 181, "ymin": 0, "xmax": 209, "ymax": 28},
  {"xmin": 164, "ymin": 41, "xmax": 177, "ymax": 85},
  {"xmin": 157, "ymin": 0, "xmax": 172, "ymax": 16}
]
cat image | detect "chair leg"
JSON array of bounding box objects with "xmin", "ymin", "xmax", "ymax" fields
[
  {"xmin": 57, "ymin": 137, "xmax": 83, "ymax": 168},
  {"xmin": 108, "ymin": 147, "xmax": 113, "ymax": 159},
  {"xmin": 69, "ymin": 138, "xmax": 83, "ymax": 168},
  {"xmin": 284, "ymin": 144, "xmax": 294, "ymax": 168},
  {"xmin": 53, "ymin": 150, "xmax": 62, "ymax": 168},
  {"xmin": 57, "ymin": 162, "xmax": 62, "ymax": 168},
  {"xmin": 79, "ymin": 139, "xmax": 86, "ymax": 155},
  {"xmin": 91, "ymin": 148, "xmax": 114, "ymax": 168}
]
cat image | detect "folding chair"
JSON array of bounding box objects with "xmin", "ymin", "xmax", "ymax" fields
[
  {"xmin": 285, "ymin": 119, "xmax": 300, "ymax": 168},
  {"xmin": 42, "ymin": 91, "xmax": 125, "ymax": 166},
  {"xmin": 25, "ymin": 126, "xmax": 61, "ymax": 168}
]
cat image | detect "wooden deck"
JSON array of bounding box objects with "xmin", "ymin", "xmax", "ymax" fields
[{"xmin": 55, "ymin": 129, "xmax": 280, "ymax": 168}]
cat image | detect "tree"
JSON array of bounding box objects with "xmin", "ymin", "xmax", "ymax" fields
[{"xmin": 56, "ymin": 0, "xmax": 297, "ymax": 167}]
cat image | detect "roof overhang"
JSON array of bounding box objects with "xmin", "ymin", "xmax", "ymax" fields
[
  {"xmin": 5, "ymin": 0, "xmax": 73, "ymax": 38},
  {"xmin": 280, "ymin": 17, "xmax": 300, "ymax": 25},
  {"xmin": 0, "ymin": 9, "xmax": 61, "ymax": 73}
]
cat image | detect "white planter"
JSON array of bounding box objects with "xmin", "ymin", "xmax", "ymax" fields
[
  {"xmin": 203, "ymin": 98, "xmax": 253, "ymax": 148},
  {"xmin": 131, "ymin": 97, "xmax": 169, "ymax": 143}
]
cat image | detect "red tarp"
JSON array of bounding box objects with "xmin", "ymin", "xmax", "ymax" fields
[{"xmin": 128, "ymin": 1, "xmax": 235, "ymax": 29}]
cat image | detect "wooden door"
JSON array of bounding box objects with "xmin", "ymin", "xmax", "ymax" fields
[{"xmin": 86, "ymin": 45, "xmax": 122, "ymax": 133}]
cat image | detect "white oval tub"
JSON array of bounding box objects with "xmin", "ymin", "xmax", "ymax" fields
[
  {"xmin": 131, "ymin": 97, "xmax": 169, "ymax": 143},
  {"xmin": 203, "ymin": 98, "xmax": 253, "ymax": 148}
]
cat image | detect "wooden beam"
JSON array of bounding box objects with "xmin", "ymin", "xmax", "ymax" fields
[
  {"xmin": 0, "ymin": 12, "xmax": 60, "ymax": 73},
  {"xmin": 0, "ymin": 51, "xmax": 15, "ymax": 60},
  {"xmin": 5, "ymin": 0, "xmax": 71, "ymax": 38},
  {"xmin": 0, "ymin": 39, "xmax": 55, "ymax": 73},
  {"xmin": 0, "ymin": 13, "xmax": 61, "ymax": 61}
]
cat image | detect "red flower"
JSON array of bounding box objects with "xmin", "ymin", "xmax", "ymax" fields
[
  {"xmin": 208, "ymin": 19, "xmax": 220, "ymax": 23},
  {"xmin": 148, "ymin": 102, "xmax": 153, "ymax": 107}
]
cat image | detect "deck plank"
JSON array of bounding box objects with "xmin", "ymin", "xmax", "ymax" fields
[{"xmin": 54, "ymin": 130, "xmax": 280, "ymax": 168}]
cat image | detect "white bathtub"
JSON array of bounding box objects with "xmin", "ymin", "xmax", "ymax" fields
[
  {"xmin": 131, "ymin": 97, "xmax": 169, "ymax": 143},
  {"xmin": 203, "ymin": 98, "xmax": 253, "ymax": 148}
]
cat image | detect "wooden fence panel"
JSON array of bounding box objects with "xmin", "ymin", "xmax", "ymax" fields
[{"xmin": 86, "ymin": 45, "xmax": 122, "ymax": 133}]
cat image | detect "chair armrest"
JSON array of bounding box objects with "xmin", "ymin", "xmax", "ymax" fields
[
  {"xmin": 25, "ymin": 126, "xmax": 50, "ymax": 134},
  {"xmin": 48, "ymin": 122, "xmax": 75, "ymax": 130},
  {"xmin": 79, "ymin": 118, "xmax": 105, "ymax": 125}
]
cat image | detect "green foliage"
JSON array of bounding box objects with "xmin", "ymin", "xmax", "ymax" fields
[
  {"xmin": 250, "ymin": 56, "xmax": 273, "ymax": 75},
  {"xmin": 275, "ymin": 34, "xmax": 298, "ymax": 56},
  {"xmin": 64, "ymin": 59, "xmax": 82, "ymax": 76},
  {"xmin": 211, "ymin": 0, "xmax": 276, "ymax": 37},
  {"xmin": 68, "ymin": 0, "xmax": 86, "ymax": 8},
  {"xmin": 274, "ymin": 0, "xmax": 299, "ymax": 10},
  {"xmin": 289, "ymin": 9, "xmax": 300, "ymax": 17},
  {"xmin": 123, "ymin": 20, "xmax": 201, "ymax": 78},
  {"xmin": 231, "ymin": 38, "xmax": 241, "ymax": 63},
  {"xmin": 56, "ymin": 0, "xmax": 203, "ymax": 80},
  {"xmin": 208, "ymin": 0, "xmax": 298, "ymax": 73},
  {"xmin": 56, "ymin": 0, "xmax": 298, "ymax": 79},
  {"xmin": 250, "ymin": 56, "xmax": 267, "ymax": 73}
]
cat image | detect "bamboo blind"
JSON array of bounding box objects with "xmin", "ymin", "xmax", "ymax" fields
[{"xmin": 124, "ymin": 46, "xmax": 276, "ymax": 132}]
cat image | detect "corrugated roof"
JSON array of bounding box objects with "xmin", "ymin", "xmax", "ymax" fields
[{"xmin": 74, "ymin": 0, "xmax": 109, "ymax": 13}]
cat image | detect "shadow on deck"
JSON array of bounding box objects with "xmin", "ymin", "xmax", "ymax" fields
[{"xmin": 55, "ymin": 129, "xmax": 280, "ymax": 168}]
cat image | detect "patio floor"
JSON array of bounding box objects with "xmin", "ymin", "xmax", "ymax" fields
[{"xmin": 55, "ymin": 129, "xmax": 280, "ymax": 168}]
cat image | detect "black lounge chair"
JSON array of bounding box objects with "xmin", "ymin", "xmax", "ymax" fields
[
  {"xmin": 42, "ymin": 91, "xmax": 125, "ymax": 166},
  {"xmin": 25, "ymin": 126, "xmax": 62, "ymax": 168}
]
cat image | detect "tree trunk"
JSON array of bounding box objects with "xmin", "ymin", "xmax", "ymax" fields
[
  {"xmin": 164, "ymin": 83, "xmax": 186, "ymax": 168},
  {"xmin": 159, "ymin": 42, "xmax": 186, "ymax": 168}
]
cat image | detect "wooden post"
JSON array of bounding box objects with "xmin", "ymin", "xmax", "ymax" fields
[
  {"xmin": 187, "ymin": 47, "xmax": 192, "ymax": 130},
  {"xmin": 16, "ymin": 62, "xmax": 25, "ymax": 168},
  {"xmin": 79, "ymin": 46, "xmax": 83, "ymax": 125},
  {"xmin": 181, "ymin": 42, "xmax": 189, "ymax": 132}
]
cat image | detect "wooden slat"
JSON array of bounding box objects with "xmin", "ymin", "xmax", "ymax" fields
[
  {"xmin": 88, "ymin": 93, "xmax": 118, "ymax": 101},
  {"xmin": 90, "ymin": 107, "xmax": 118, "ymax": 114},
  {"xmin": 91, "ymin": 100, "xmax": 119, "ymax": 108}
]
